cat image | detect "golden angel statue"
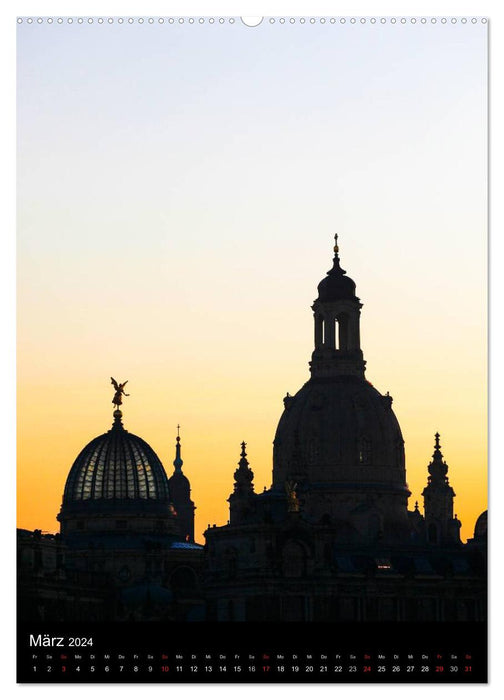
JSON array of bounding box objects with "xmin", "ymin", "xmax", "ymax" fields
[
  {"xmin": 285, "ymin": 480, "xmax": 300, "ymax": 513},
  {"xmin": 111, "ymin": 377, "xmax": 130, "ymax": 407}
]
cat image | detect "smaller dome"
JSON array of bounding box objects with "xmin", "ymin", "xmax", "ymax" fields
[
  {"xmin": 168, "ymin": 432, "xmax": 191, "ymax": 500},
  {"xmin": 168, "ymin": 472, "xmax": 191, "ymax": 500},
  {"xmin": 473, "ymin": 510, "xmax": 487, "ymax": 540},
  {"xmin": 317, "ymin": 255, "xmax": 357, "ymax": 302}
]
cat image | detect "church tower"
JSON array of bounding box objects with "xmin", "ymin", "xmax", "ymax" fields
[
  {"xmin": 422, "ymin": 433, "xmax": 461, "ymax": 545},
  {"xmin": 310, "ymin": 235, "xmax": 365, "ymax": 379},
  {"xmin": 228, "ymin": 442, "xmax": 256, "ymax": 524},
  {"xmin": 272, "ymin": 236, "xmax": 410, "ymax": 541},
  {"xmin": 168, "ymin": 428, "xmax": 195, "ymax": 542}
]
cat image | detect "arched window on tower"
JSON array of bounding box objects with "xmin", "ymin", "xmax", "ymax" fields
[
  {"xmin": 315, "ymin": 314, "xmax": 324, "ymax": 349},
  {"xmin": 323, "ymin": 313, "xmax": 335, "ymax": 349},
  {"xmin": 336, "ymin": 313, "xmax": 349, "ymax": 350}
]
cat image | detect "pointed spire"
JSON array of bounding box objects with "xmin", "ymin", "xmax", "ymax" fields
[
  {"xmin": 424, "ymin": 430, "xmax": 453, "ymax": 501},
  {"xmin": 428, "ymin": 431, "xmax": 448, "ymax": 482},
  {"xmin": 233, "ymin": 441, "xmax": 254, "ymax": 494},
  {"xmin": 329, "ymin": 233, "xmax": 346, "ymax": 274},
  {"xmin": 173, "ymin": 424, "xmax": 183, "ymax": 473},
  {"xmin": 314, "ymin": 233, "xmax": 359, "ymax": 305},
  {"xmin": 422, "ymin": 431, "xmax": 458, "ymax": 544}
]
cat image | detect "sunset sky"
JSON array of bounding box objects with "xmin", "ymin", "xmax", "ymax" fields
[{"xmin": 17, "ymin": 15, "xmax": 487, "ymax": 543}]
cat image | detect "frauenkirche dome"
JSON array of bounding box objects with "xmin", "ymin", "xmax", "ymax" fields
[
  {"xmin": 273, "ymin": 377, "xmax": 405, "ymax": 491},
  {"xmin": 271, "ymin": 235, "xmax": 409, "ymax": 537}
]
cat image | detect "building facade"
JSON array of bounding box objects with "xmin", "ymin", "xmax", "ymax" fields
[
  {"xmin": 204, "ymin": 238, "xmax": 486, "ymax": 621},
  {"xmin": 18, "ymin": 238, "xmax": 486, "ymax": 624},
  {"xmin": 19, "ymin": 410, "xmax": 204, "ymax": 622}
]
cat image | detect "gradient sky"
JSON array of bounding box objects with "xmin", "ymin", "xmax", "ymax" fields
[{"xmin": 17, "ymin": 16, "xmax": 487, "ymax": 543}]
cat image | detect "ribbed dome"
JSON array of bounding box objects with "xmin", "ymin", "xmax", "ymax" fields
[
  {"xmin": 273, "ymin": 376, "xmax": 406, "ymax": 491},
  {"xmin": 63, "ymin": 410, "xmax": 170, "ymax": 503},
  {"xmin": 317, "ymin": 255, "xmax": 357, "ymax": 302}
]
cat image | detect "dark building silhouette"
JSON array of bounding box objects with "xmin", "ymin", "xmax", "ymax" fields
[
  {"xmin": 422, "ymin": 432, "xmax": 460, "ymax": 545},
  {"xmin": 17, "ymin": 236, "xmax": 486, "ymax": 624},
  {"xmin": 204, "ymin": 237, "xmax": 486, "ymax": 622},
  {"xmin": 19, "ymin": 411, "xmax": 204, "ymax": 622},
  {"xmin": 17, "ymin": 528, "xmax": 112, "ymax": 622}
]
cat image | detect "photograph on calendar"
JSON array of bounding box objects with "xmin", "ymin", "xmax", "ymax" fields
[{"xmin": 17, "ymin": 14, "xmax": 487, "ymax": 683}]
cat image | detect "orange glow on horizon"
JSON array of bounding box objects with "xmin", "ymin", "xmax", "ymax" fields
[{"xmin": 17, "ymin": 331, "xmax": 487, "ymax": 545}]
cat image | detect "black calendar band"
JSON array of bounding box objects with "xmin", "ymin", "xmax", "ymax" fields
[{"xmin": 17, "ymin": 620, "xmax": 487, "ymax": 683}]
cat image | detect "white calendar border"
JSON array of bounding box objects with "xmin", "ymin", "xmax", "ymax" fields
[{"xmin": 3, "ymin": 1, "xmax": 500, "ymax": 698}]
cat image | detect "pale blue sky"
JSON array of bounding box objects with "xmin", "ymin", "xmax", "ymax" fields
[
  {"xmin": 18, "ymin": 18, "xmax": 486, "ymax": 360},
  {"xmin": 18, "ymin": 19, "xmax": 486, "ymax": 265}
]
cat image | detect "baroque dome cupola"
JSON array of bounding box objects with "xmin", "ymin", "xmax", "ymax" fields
[
  {"xmin": 316, "ymin": 234, "xmax": 358, "ymax": 302},
  {"xmin": 272, "ymin": 237, "xmax": 410, "ymax": 541}
]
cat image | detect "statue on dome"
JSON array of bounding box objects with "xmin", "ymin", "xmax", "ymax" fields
[
  {"xmin": 111, "ymin": 377, "xmax": 130, "ymax": 407},
  {"xmin": 285, "ymin": 480, "xmax": 300, "ymax": 513}
]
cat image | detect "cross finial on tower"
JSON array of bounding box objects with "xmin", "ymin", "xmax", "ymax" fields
[
  {"xmin": 173, "ymin": 425, "xmax": 183, "ymax": 471},
  {"xmin": 434, "ymin": 432, "xmax": 441, "ymax": 450},
  {"xmin": 333, "ymin": 233, "xmax": 339, "ymax": 254},
  {"xmin": 240, "ymin": 441, "xmax": 247, "ymax": 458}
]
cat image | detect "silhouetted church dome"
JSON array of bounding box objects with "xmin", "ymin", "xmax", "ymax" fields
[
  {"xmin": 168, "ymin": 472, "xmax": 191, "ymax": 500},
  {"xmin": 473, "ymin": 510, "xmax": 487, "ymax": 540},
  {"xmin": 62, "ymin": 410, "xmax": 170, "ymax": 504},
  {"xmin": 273, "ymin": 377, "xmax": 406, "ymax": 490},
  {"xmin": 316, "ymin": 243, "xmax": 357, "ymax": 302},
  {"xmin": 273, "ymin": 236, "xmax": 406, "ymax": 494},
  {"xmin": 317, "ymin": 263, "xmax": 356, "ymax": 301}
]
